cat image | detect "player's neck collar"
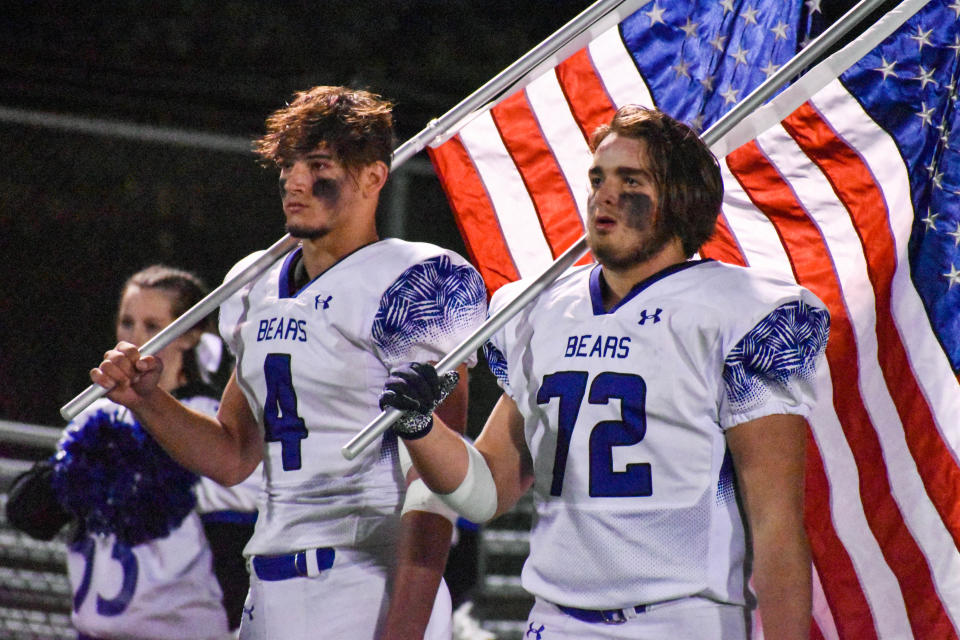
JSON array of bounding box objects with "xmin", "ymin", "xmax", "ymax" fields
[
  {"xmin": 589, "ymin": 259, "xmax": 711, "ymax": 315},
  {"xmin": 278, "ymin": 247, "xmax": 310, "ymax": 298},
  {"xmin": 279, "ymin": 241, "xmax": 381, "ymax": 298}
]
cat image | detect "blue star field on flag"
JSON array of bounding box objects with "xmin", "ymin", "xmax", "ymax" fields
[
  {"xmin": 617, "ymin": 0, "xmax": 959, "ymax": 372},
  {"xmin": 618, "ymin": 0, "xmax": 815, "ymax": 133},
  {"xmin": 841, "ymin": 0, "xmax": 960, "ymax": 371}
]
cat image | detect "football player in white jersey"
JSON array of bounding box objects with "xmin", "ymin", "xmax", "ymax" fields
[
  {"xmin": 89, "ymin": 86, "xmax": 487, "ymax": 639},
  {"xmin": 380, "ymin": 106, "xmax": 830, "ymax": 639}
]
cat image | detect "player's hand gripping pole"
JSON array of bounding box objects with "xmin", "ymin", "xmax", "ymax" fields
[
  {"xmin": 60, "ymin": 235, "xmax": 300, "ymax": 422},
  {"xmin": 341, "ymin": 0, "xmax": 892, "ymax": 459},
  {"xmin": 341, "ymin": 237, "xmax": 590, "ymax": 460}
]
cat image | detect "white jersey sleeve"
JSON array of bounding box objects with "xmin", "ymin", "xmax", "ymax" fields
[
  {"xmin": 219, "ymin": 250, "xmax": 266, "ymax": 360},
  {"xmin": 720, "ymin": 299, "xmax": 829, "ymax": 428},
  {"xmin": 484, "ymin": 277, "xmax": 531, "ymax": 394}
]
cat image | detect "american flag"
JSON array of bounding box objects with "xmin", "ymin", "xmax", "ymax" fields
[{"xmin": 426, "ymin": 0, "xmax": 960, "ymax": 638}]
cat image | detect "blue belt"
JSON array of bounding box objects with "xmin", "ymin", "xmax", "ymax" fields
[
  {"xmin": 557, "ymin": 603, "xmax": 647, "ymax": 624},
  {"xmin": 251, "ymin": 548, "xmax": 335, "ymax": 581}
]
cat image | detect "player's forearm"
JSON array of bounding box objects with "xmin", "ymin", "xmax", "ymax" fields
[
  {"xmin": 404, "ymin": 419, "xmax": 470, "ymax": 494},
  {"xmin": 381, "ymin": 510, "xmax": 454, "ymax": 640},
  {"xmin": 752, "ymin": 523, "xmax": 812, "ymax": 639},
  {"xmin": 131, "ymin": 389, "xmax": 260, "ymax": 486}
]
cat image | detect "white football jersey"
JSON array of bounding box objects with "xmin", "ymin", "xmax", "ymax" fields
[
  {"xmin": 219, "ymin": 239, "xmax": 487, "ymax": 556},
  {"xmin": 66, "ymin": 396, "xmax": 231, "ymax": 640},
  {"xmin": 486, "ymin": 260, "xmax": 828, "ymax": 609}
]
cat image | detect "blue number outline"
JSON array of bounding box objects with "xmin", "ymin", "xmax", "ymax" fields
[
  {"xmin": 537, "ymin": 371, "xmax": 651, "ymax": 498},
  {"xmin": 71, "ymin": 538, "xmax": 139, "ymax": 616},
  {"xmin": 96, "ymin": 542, "xmax": 138, "ymax": 616},
  {"xmin": 537, "ymin": 371, "xmax": 588, "ymax": 496},
  {"xmin": 587, "ymin": 372, "xmax": 651, "ymax": 497},
  {"xmin": 71, "ymin": 537, "xmax": 95, "ymax": 612},
  {"xmin": 263, "ymin": 353, "xmax": 309, "ymax": 471}
]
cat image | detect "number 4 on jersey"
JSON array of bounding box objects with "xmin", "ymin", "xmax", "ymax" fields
[{"xmin": 263, "ymin": 354, "xmax": 308, "ymax": 471}]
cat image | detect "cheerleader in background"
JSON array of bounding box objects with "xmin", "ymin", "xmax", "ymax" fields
[{"xmin": 7, "ymin": 265, "xmax": 260, "ymax": 640}]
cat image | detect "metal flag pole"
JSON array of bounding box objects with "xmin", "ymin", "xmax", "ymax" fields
[
  {"xmin": 60, "ymin": 234, "xmax": 300, "ymax": 421},
  {"xmin": 391, "ymin": 0, "xmax": 647, "ymax": 166},
  {"xmin": 58, "ymin": 0, "xmax": 648, "ymax": 422},
  {"xmin": 341, "ymin": 0, "xmax": 895, "ymax": 460}
]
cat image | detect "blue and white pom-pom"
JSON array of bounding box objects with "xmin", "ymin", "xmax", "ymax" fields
[{"xmin": 51, "ymin": 408, "xmax": 198, "ymax": 546}]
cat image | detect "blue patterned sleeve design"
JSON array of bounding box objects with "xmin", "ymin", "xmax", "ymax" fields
[
  {"xmin": 373, "ymin": 255, "xmax": 487, "ymax": 365},
  {"xmin": 722, "ymin": 300, "xmax": 830, "ymax": 416},
  {"xmin": 483, "ymin": 340, "xmax": 509, "ymax": 388}
]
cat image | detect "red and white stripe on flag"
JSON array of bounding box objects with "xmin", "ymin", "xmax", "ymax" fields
[
  {"xmin": 429, "ymin": 25, "xmax": 652, "ymax": 291},
  {"xmin": 427, "ymin": 18, "xmax": 960, "ymax": 640},
  {"xmin": 723, "ymin": 81, "xmax": 960, "ymax": 639}
]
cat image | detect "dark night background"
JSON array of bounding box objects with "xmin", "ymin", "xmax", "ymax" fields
[{"xmin": 0, "ymin": 0, "xmax": 889, "ymax": 429}]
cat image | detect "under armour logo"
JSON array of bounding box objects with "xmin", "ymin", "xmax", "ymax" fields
[
  {"xmin": 638, "ymin": 308, "xmax": 662, "ymax": 325},
  {"xmin": 315, "ymin": 295, "xmax": 333, "ymax": 310},
  {"xmin": 243, "ymin": 604, "xmax": 255, "ymax": 621},
  {"xmin": 526, "ymin": 622, "xmax": 545, "ymax": 639}
]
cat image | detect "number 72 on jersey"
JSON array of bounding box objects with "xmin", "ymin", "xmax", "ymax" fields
[{"xmin": 538, "ymin": 371, "xmax": 652, "ymax": 499}]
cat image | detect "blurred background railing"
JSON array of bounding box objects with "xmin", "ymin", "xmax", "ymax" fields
[{"xmin": 0, "ymin": 421, "xmax": 72, "ymax": 639}]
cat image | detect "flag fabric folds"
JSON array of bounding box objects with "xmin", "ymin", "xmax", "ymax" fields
[{"xmin": 427, "ymin": 1, "xmax": 960, "ymax": 638}]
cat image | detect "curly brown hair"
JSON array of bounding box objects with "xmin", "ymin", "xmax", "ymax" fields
[
  {"xmin": 591, "ymin": 106, "xmax": 723, "ymax": 258},
  {"xmin": 253, "ymin": 85, "xmax": 395, "ymax": 170}
]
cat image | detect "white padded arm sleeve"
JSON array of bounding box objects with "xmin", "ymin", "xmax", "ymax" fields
[
  {"xmin": 401, "ymin": 479, "xmax": 460, "ymax": 526},
  {"xmin": 399, "ymin": 441, "xmax": 459, "ymax": 525},
  {"xmin": 439, "ymin": 440, "xmax": 498, "ymax": 524}
]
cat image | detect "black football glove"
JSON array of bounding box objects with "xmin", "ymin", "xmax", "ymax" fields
[{"xmin": 379, "ymin": 362, "xmax": 459, "ymax": 440}]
